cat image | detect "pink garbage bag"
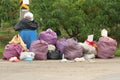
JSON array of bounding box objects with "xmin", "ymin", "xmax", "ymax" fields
[
  {"xmin": 63, "ymin": 38, "xmax": 83, "ymax": 60},
  {"xmin": 96, "ymin": 37, "xmax": 117, "ymax": 59},
  {"xmin": 2, "ymin": 44, "xmax": 23, "ymax": 60},
  {"xmin": 29, "ymin": 40, "xmax": 48, "ymax": 60},
  {"xmin": 38, "ymin": 29, "xmax": 57, "ymax": 44}
]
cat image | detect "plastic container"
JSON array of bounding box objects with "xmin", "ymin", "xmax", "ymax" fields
[{"xmin": 23, "ymin": 57, "xmax": 33, "ymax": 62}]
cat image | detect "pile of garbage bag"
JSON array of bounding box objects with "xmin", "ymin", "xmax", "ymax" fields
[{"xmin": 2, "ymin": 29, "xmax": 117, "ymax": 62}]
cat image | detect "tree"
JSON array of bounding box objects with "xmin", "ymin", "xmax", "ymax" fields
[
  {"xmin": 30, "ymin": 0, "xmax": 120, "ymax": 42},
  {"xmin": 1, "ymin": 0, "xmax": 119, "ymax": 42},
  {"xmin": 0, "ymin": 0, "xmax": 19, "ymax": 27}
]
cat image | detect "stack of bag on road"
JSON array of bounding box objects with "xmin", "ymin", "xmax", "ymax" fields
[{"xmin": 2, "ymin": 28, "xmax": 117, "ymax": 62}]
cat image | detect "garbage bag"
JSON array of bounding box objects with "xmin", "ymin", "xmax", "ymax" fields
[
  {"xmin": 96, "ymin": 37, "xmax": 117, "ymax": 59},
  {"xmin": 38, "ymin": 29, "xmax": 57, "ymax": 44},
  {"xmin": 47, "ymin": 50, "xmax": 62, "ymax": 59},
  {"xmin": 29, "ymin": 40, "xmax": 48, "ymax": 60},
  {"xmin": 19, "ymin": 29, "xmax": 38, "ymax": 49},
  {"xmin": 63, "ymin": 38, "xmax": 83, "ymax": 60},
  {"xmin": 2, "ymin": 44, "xmax": 23, "ymax": 60}
]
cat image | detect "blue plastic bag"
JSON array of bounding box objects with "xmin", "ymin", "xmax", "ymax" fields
[{"xmin": 19, "ymin": 29, "xmax": 38, "ymax": 49}]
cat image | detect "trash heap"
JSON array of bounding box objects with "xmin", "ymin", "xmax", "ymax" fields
[{"xmin": 2, "ymin": 29, "xmax": 117, "ymax": 62}]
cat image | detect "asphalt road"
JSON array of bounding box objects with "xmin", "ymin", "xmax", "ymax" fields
[{"xmin": 0, "ymin": 57, "xmax": 120, "ymax": 80}]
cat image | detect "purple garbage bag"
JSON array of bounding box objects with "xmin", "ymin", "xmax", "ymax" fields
[
  {"xmin": 63, "ymin": 38, "xmax": 83, "ymax": 60},
  {"xmin": 29, "ymin": 40, "xmax": 48, "ymax": 60},
  {"xmin": 2, "ymin": 44, "xmax": 23, "ymax": 60},
  {"xmin": 56, "ymin": 38, "xmax": 67, "ymax": 53},
  {"xmin": 96, "ymin": 37, "xmax": 117, "ymax": 59},
  {"xmin": 38, "ymin": 29, "xmax": 57, "ymax": 44}
]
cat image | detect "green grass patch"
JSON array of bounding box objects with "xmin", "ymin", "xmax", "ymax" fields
[
  {"xmin": 0, "ymin": 42, "xmax": 5, "ymax": 58},
  {"xmin": 115, "ymin": 47, "xmax": 120, "ymax": 56}
]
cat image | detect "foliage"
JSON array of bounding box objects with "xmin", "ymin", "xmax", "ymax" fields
[
  {"xmin": 0, "ymin": 0, "xmax": 19, "ymax": 27},
  {"xmin": 30, "ymin": 0, "xmax": 120, "ymax": 42},
  {"xmin": 0, "ymin": 0, "xmax": 120, "ymax": 42}
]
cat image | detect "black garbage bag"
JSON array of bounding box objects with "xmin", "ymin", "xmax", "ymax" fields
[{"xmin": 47, "ymin": 50, "xmax": 62, "ymax": 60}]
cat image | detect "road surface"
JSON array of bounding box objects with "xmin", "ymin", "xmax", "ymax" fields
[{"xmin": 0, "ymin": 57, "xmax": 120, "ymax": 80}]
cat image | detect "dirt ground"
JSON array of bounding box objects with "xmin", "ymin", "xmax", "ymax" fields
[{"xmin": 0, "ymin": 57, "xmax": 120, "ymax": 80}]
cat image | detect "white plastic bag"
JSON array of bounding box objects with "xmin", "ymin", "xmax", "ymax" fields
[
  {"xmin": 101, "ymin": 29, "xmax": 108, "ymax": 37},
  {"xmin": 20, "ymin": 52, "xmax": 35, "ymax": 61},
  {"xmin": 87, "ymin": 35, "xmax": 94, "ymax": 42}
]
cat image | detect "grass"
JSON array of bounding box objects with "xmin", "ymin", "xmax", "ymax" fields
[
  {"xmin": 0, "ymin": 43, "xmax": 5, "ymax": 58},
  {"xmin": 115, "ymin": 47, "xmax": 120, "ymax": 56}
]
